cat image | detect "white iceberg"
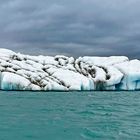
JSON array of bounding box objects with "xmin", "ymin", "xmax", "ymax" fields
[{"xmin": 0, "ymin": 48, "xmax": 139, "ymax": 91}]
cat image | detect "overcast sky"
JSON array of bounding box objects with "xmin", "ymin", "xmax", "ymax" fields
[{"xmin": 0, "ymin": 0, "xmax": 140, "ymax": 58}]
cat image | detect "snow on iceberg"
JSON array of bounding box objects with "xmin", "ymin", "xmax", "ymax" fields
[{"xmin": 0, "ymin": 48, "xmax": 140, "ymax": 91}]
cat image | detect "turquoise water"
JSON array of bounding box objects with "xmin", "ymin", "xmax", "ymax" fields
[{"xmin": 0, "ymin": 91, "xmax": 140, "ymax": 140}]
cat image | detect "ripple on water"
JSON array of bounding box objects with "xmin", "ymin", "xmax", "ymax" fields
[{"xmin": 0, "ymin": 91, "xmax": 140, "ymax": 140}]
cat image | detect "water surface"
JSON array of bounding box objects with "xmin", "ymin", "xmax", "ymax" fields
[{"xmin": 0, "ymin": 91, "xmax": 140, "ymax": 140}]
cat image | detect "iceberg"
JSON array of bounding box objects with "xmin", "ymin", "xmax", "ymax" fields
[{"xmin": 0, "ymin": 48, "xmax": 140, "ymax": 91}]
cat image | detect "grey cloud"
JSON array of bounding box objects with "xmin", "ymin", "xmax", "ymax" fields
[{"xmin": 0, "ymin": 0, "xmax": 140, "ymax": 59}]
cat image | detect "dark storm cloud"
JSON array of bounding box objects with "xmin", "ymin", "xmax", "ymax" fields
[{"xmin": 0, "ymin": 0, "xmax": 140, "ymax": 58}]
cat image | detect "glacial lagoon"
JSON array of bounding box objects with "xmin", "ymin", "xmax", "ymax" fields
[{"xmin": 0, "ymin": 91, "xmax": 140, "ymax": 140}]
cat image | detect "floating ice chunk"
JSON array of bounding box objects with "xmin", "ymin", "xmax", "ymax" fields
[{"xmin": 0, "ymin": 48, "xmax": 139, "ymax": 91}]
